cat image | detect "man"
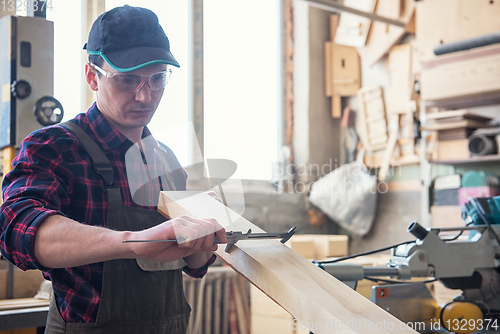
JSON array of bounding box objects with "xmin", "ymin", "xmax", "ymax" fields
[{"xmin": 0, "ymin": 5, "xmax": 225, "ymax": 333}]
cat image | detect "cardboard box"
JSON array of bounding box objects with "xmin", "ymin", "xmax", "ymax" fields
[
  {"xmin": 437, "ymin": 139, "xmax": 469, "ymax": 161},
  {"xmin": 286, "ymin": 235, "xmax": 348, "ymax": 260},
  {"xmin": 430, "ymin": 206, "xmax": 464, "ymax": 228}
]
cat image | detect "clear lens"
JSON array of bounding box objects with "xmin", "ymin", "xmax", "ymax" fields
[{"xmin": 91, "ymin": 63, "xmax": 172, "ymax": 92}]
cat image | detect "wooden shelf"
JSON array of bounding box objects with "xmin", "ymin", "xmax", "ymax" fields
[{"xmin": 430, "ymin": 155, "xmax": 500, "ymax": 165}]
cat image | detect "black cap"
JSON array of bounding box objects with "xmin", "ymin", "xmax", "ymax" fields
[{"xmin": 84, "ymin": 5, "xmax": 180, "ymax": 72}]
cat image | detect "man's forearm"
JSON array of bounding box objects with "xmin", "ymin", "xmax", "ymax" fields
[
  {"xmin": 34, "ymin": 215, "xmax": 133, "ymax": 268},
  {"xmin": 34, "ymin": 214, "xmax": 225, "ymax": 269}
]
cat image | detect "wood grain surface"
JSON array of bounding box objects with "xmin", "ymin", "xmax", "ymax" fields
[{"xmin": 159, "ymin": 191, "xmax": 418, "ymax": 334}]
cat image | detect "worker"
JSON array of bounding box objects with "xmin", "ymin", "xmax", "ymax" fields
[{"xmin": 0, "ymin": 5, "xmax": 226, "ymax": 333}]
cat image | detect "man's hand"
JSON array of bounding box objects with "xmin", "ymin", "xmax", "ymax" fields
[{"xmin": 126, "ymin": 215, "xmax": 227, "ymax": 264}]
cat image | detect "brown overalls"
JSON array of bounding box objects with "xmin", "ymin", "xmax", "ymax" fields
[{"xmin": 45, "ymin": 121, "xmax": 191, "ymax": 333}]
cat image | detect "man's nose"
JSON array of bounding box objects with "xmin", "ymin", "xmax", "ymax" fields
[{"xmin": 135, "ymin": 80, "xmax": 152, "ymax": 103}]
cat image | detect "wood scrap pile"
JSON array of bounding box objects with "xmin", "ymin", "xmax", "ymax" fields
[
  {"xmin": 325, "ymin": 0, "xmax": 417, "ymax": 181},
  {"xmin": 325, "ymin": 0, "xmax": 500, "ymax": 178}
]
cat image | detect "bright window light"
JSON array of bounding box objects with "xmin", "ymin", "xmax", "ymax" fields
[
  {"xmin": 204, "ymin": 0, "xmax": 281, "ymax": 180},
  {"xmin": 46, "ymin": 1, "xmax": 83, "ymax": 121}
]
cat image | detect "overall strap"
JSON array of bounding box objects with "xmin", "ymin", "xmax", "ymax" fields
[{"xmin": 60, "ymin": 121, "xmax": 123, "ymax": 206}]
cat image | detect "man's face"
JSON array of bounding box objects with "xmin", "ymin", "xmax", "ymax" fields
[{"xmin": 94, "ymin": 62, "xmax": 166, "ymax": 134}]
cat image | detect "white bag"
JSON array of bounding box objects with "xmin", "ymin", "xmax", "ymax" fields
[{"xmin": 309, "ymin": 158, "xmax": 377, "ymax": 236}]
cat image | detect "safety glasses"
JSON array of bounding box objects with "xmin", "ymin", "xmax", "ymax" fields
[{"xmin": 90, "ymin": 63, "xmax": 172, "ymax": 92}]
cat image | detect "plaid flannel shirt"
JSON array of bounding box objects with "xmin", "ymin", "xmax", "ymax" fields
[{"xmin": 0, "ymin": 103, "xmax": 215, "ymax": 323}]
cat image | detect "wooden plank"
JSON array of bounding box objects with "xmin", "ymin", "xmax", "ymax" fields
[
  {"xmin": 421, "ymin": 119, "xmax": 491, "ymax": 131},
  {"xmin": 334, "ymin": 0, "xmax": 376, "ymax": 47},
  {"xmin": 420, "ymin": 44, "xmax": 500, "ymax": 103},
  {"xmin": 329, "ymin": 14, "xmax": 339, "ymax": 41},
  {"xmin": 331, "ymin": 94, "xmax": 341, "ymax": 118},
  {"xmin": 232, "ymin": 277, "xmax": 249, "ymax": 334},
  {"xmin": 159, "ymin": 191, "xmax": 418, "ymax": 334},
  {"xmin": 222, "ymin": 277, "xmax": 230, "ymax": 334},
  {"xmin": 204, "ymin": 278, "xmax": 213, "ymax": 334},
  {"xmin": 386, "ymin": 180, "xmax": 422, "ymax": 192},
  {"xmin": 193, "ymin": 276, "xmax": 206, "ymax": 334},
  {"xmin": 387, "ymin": 44, "xmax": 412, "ymax": 114},
  {"xmin": 186, "ymin": 278, "xmax": 196, "ymax": 334},
  {"xmin": 416, "ymin": 0, "xmax": 500, "ymax": 62},
  {"xmin": 357, "ymin": 0, "xmax": 415, "ymax": 67},
  {"xmin": 325, "ymin": 42, "xmax": 333, "ymax": 97},
  {"xmin": 237, "ymin": 276, "xmax": 250, "ymax": 331},
  {"xmin": 378, "ymin": 115, "xmax": 399, "ymax": 182},
  {"xmin": 213, "ymin": 277, "xmax": 222, "ymax": 334},
  {"xmin": 425, "ymin": 109, "xmax": 491, "ymax": 122},
  {"xmin": 0, "ymin": 298, "xmax": 49, "ymax": 311}
]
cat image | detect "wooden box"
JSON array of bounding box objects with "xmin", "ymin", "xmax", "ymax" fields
[{"xmin": 437, "ymin": 139, "xmax": 470, "ymax": 161}]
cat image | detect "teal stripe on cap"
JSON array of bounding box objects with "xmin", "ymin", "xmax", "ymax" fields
[{"xmin": 87, "ymin": 51, "xmax": 180, "ymax": 72}]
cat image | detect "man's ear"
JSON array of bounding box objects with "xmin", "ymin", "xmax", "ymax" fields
[{"xmin": 85, "ymin": 63, "xmax": 99, "ymax": 91}]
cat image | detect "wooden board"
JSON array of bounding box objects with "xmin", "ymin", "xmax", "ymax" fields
[
  {"xmin": 421, "ymin": 119, "xmax": 491, "ymax": 131},
  {"xmin": 0, "ymin": 298, "xmax": 49, "ymax": 311},
  {"xmin": 334, "ymin": 0, "xmax": 376, "ymax": 47},
  {"xmin": 332, "ymin": 94, "xmax": 341, "ymax": 119},
  {"xmin": 159, "ymin": 191, "xmax": 418, "ymax": 334},
  {"xmin": 420, "ymin": 44, "xmax": 500, "ymax": 103},
  {"xmin": 329, "ymin": 14, "xmax": 339, "ymax": 41},
  {"xmin": 387, "ymin": 44, "xmax": 412, "ymax": 114},
  {"xmin": 416, "ymin": 0, "xmax": 500, "ymax": 62},
  {"xmin": 325, "ymin": 41, "xmax": 333, "ymax": 97},
  {"xmin": 378, "ymin": 115, "xmax": 399, "ymax": 182},
  {"xmin": 426, "ymin": 109, "xmax": 492, "ymax": 122},
  {"xmin": 357, "ymin": 0, "xmax": 415, "ymax": 67}
]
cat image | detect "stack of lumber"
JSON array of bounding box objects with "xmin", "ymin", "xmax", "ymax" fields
[
  {"xmin": 183, "ymin": 266, "xmax": 250, "ymax": 334},
  {"xmin": 422, "ymin": 110, "xmax": 492, "ymax": 161}
]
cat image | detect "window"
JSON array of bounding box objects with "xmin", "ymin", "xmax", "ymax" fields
[
  {"xmin": 204, "ymin": 0, "xmax": 281, "ymax": 180},
  {"xmin": 49, "ymin": 1, "xmax": 281, "ymax": 180},
  {"xmin": 46, "ymin": 1, "xmax": 83, "ymax": 121}
]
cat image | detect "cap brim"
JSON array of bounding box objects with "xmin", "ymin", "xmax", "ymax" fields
[{"xmin": 89, "ymin": 46, "xmax": 180, "ymax": 72}]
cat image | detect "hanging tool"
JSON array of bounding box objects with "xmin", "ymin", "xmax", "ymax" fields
[{"xmin": 123, "ymin": 226, "xmax": 297, "ymax": 252}]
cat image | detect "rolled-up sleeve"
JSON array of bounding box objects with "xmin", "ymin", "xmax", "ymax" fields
[{"xmin": 0, "ymin": 129, "xmax": 73, "ymax": 271}]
